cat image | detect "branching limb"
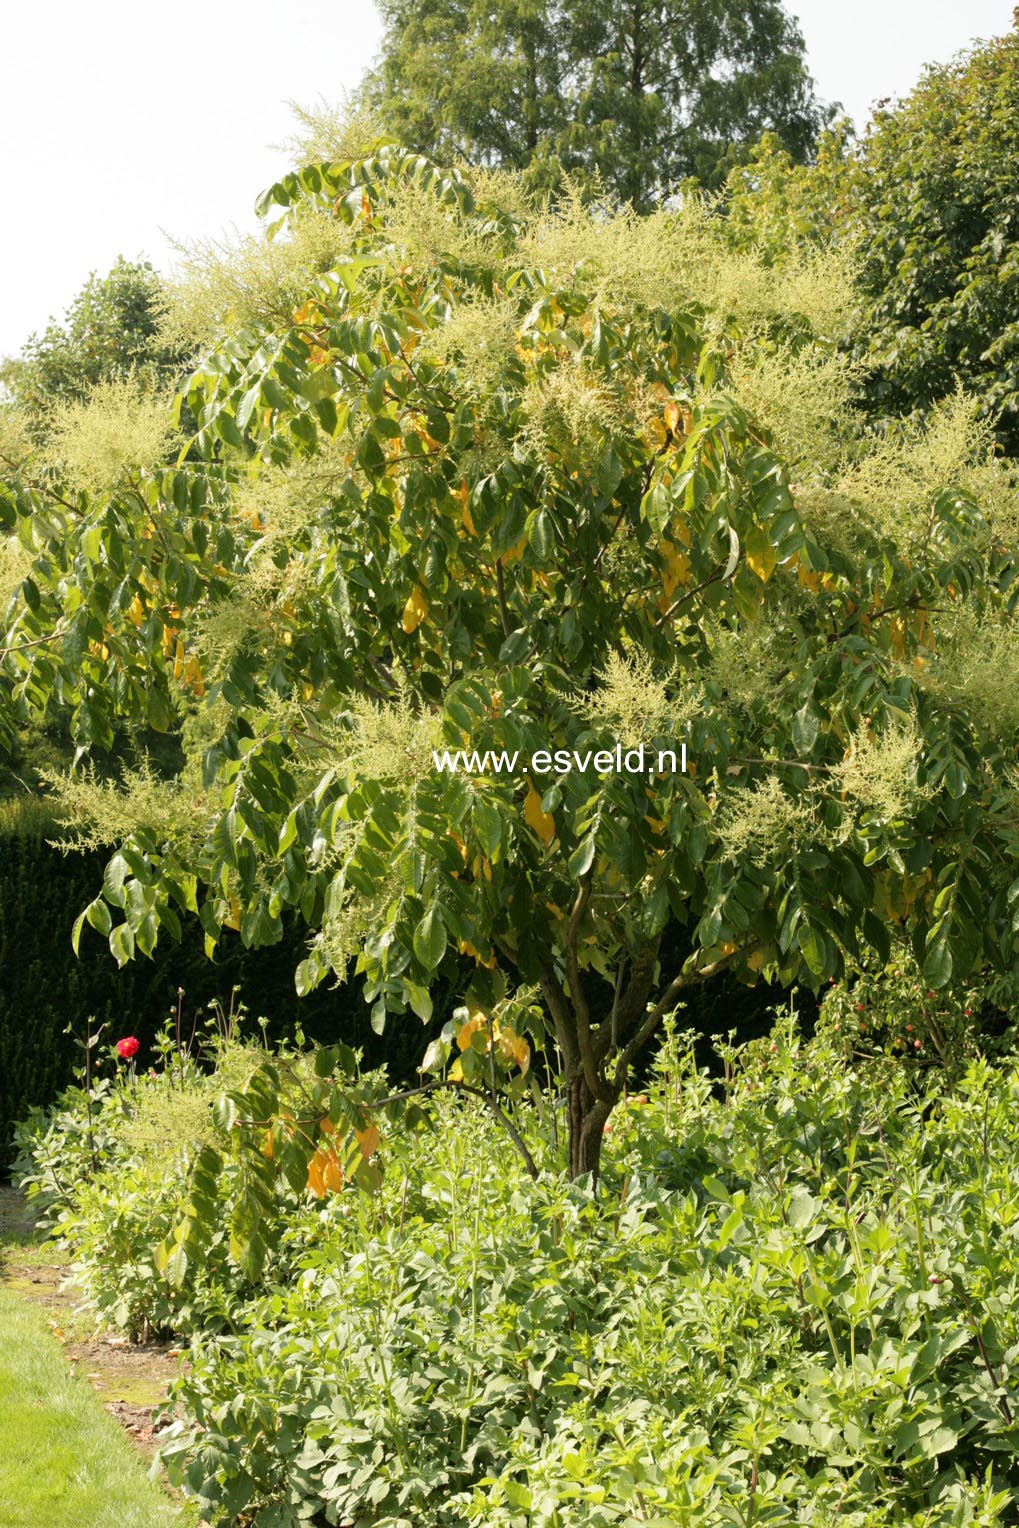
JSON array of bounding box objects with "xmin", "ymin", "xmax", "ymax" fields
[
  {"xmin": 0, "ymin": 627, "xmax": 69, "ymax": 658},
  {"xmin": 565, "ymin": 872, "xmax": 612, "ymax": 1102},
  {"xmin": 596, "ymin": 937, "xmax": 660, "ymax": 1064},
  {"xmin": 611, "ymin": 950, "xmax": 733, "ymax": 1092}
]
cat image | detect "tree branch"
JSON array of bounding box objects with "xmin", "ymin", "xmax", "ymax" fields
[
  {"xmin": 599, "ymin": 937, "xmax": 660, "ymax": 1060},
  {"xmin": 611, "ymin": 950, "xmax": 733, "ymax": 1091},
  {"xmin": 565, "ymin": 872, "xmax": 612, "ymax": 1100},
  {"xmin": 540, "ymin": 966, "xmax": 579, "ymax": 1074},
  {"xmin": 0, "ymin": 627, "xmax": 69, "ymax": 658},
  {"xmin": 653, "ymin": 562, "xmax": 727, "ymax": 627}
]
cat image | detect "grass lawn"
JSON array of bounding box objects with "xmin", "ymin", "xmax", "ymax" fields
[{"xmin": 0, "ymin": 1287, "xmax": 188, "ymax": 1528}]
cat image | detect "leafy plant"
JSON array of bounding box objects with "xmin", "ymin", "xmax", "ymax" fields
[
  {"xmin": 6, "ymin": 144, "xmax": 1019, "ymax": 1183},
  {"xmin": 152, "ymin": 1026, "xmax": 1019, "ymax": 1526}
]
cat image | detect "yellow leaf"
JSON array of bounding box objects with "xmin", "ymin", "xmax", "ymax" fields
[
  {"xmin": 496, "ymin": 1026, "xmax": 530, "ymax": 1072},
  {"xmin": 184, "ymin": 656, "xmax": 205, "ymax": 697},
  {"xmin": 524, "ymin": 781, "xmax": 556, "ymax": 844},
  {"xmin": 307, "ymin": 1145, "xmax": 344, "ymax": 1196},
  {"xmin": 456, "ymin": 1014, "xmax": 487, "ymax": 1052},
  {"xmin": 460, "ymin": 481, "xmax": 476, "ymax": 536},
  {"xmin": 645, "ymin": 416, "xmax": 668, "ymax": 452},
  {"xmin": 127, "ymin": 594, "xmax": 145, "ymax": 628},
  {"xmin": 458, "ymin": 937, "xmax": 493, "ymax": 967},
  {"xmin": 660, "ymin": 538, "xmax": 692, "ymax": 600},
  {"xmin": 888, "ymin": 615, "xmax": 906, "ymax": 657},
  {"xmin": 746, "ymin": 540, "xmax": 778, "ymax": 583},
  {"xmin": 355, "ymin": 1124, "xmax": 380, "ymax": 1159},
  {"xmin": 401, "ymin": 585, "xmax": 429, "ymax": 634}
]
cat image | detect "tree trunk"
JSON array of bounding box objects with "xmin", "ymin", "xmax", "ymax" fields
[{"xmin": 567, "ymin": 1072, "xmax": 614, "ymax": 1181}]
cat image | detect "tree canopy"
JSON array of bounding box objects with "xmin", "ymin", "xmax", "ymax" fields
[
  {"xmin": 4, "ymin": 145, "xmax": 1019, "ymax": 1174},
  {"xmin": 363, "ymin": 0, "xmax": 833, "ymax": 205}
]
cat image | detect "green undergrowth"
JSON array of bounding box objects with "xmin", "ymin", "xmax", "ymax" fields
[{"xmin": 14, "ymin": 1014, "xmax": 1019, "ymax": 1526}]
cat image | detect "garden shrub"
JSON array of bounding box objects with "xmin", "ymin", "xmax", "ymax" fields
[
  {"xmin": 18, "ymin": 1012, "xmax": 1019, "ymax": 1525},
  {"xmin": 153, "ymin": 1032, "xmax": 1019, "ymax": 1525},
  {"xmin": 12, "ymin": 1031, "xmax": 391, "ymax": 1339},
  {"xmin": 18, "ymin": 1012, "xmax": 1019, "ymax": 1524},
  {"xmin": 820, "ymin": 952, "xmax": 1014, "ymax": 1075}
]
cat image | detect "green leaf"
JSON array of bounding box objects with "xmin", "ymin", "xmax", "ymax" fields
[
  {"xmin": 109, "ymin": 922, "xmax": 136, "ymax": 967},
  {"xmin": 413, "ymin": 903, "xmax": 447, "ymax": 972},
  {"xmin": 314, "ymin": 1045, "xmax": 339, "ymax": 1078},
  {"xmin": 295, "ymin": 952, "xmax": 327, "ymax": 996},
  {"xmin": 84, "ymin": 896, "xmax": 113, "ymax": 939},
  {"xmin": 568, "ymin": 834, "xmax": 596, "ymax": 878},
  {"xmin": 792, "ymin": 700, "xmax": 819, "ymax": 754},
  {"xmin": 796, "ymin": 923, "xmax": 829, "ymax": 977},
  {"xmin": 405, "ymin": 981, "xmax": 433, "ymax": 1021},
  {"xmin": 420, "ymin": 1037, "xmax": 449, "ymax": 1074},
  {"xmin": 923, "ymin": 938, "xmax": 953, "ymax": 989}
]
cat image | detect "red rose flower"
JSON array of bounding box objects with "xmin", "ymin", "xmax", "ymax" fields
[{"xmin": 116, "ymin": 1036, "xmax": 140, "ymax": 1060}]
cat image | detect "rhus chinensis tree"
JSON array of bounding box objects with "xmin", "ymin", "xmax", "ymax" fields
[{"xmin": 4, "ymin": 140, "xmax": 1019, "ymax": 1182}]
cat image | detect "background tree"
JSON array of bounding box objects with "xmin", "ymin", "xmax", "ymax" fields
[
  {"xmin": 4, "ymin": 146, "xmax": 1019, "ymax": 1179},
  {"xmin": 723, "ymin": 13, "xmax": 1019, "ymax": 455},
  {"xmin": 1, "ymin": 257, "xmax": 187, "ymax": 433},
  {"xmin": 364, "ymin": 0, "xmax": 833, "ymax": 205}
]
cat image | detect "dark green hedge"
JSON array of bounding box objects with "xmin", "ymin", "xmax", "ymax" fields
[{"xmin": 0, "ymin": 806, "xmax": 447, "ymax": 1162}]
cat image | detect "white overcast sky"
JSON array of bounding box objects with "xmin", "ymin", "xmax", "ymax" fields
[{"xmin": 1, "ymin": 0, "xmax": 1015, "ymax": 360}]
